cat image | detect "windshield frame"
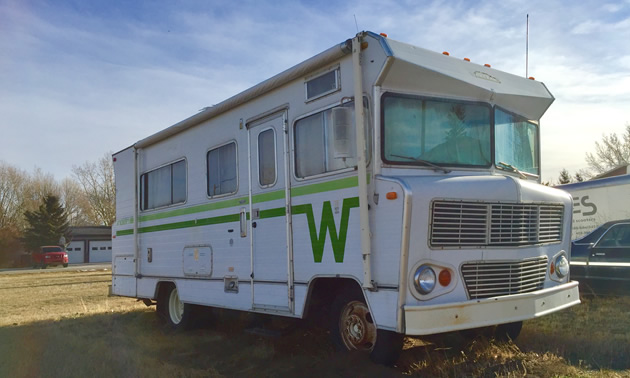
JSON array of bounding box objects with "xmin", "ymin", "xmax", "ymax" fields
[
  {"xmin": 380, "ymin": 92, "xmax": 493, "ymax": 169},
  {"xmin": 380, "ymin": 92, "xmax": 541, "ymax": 177}
]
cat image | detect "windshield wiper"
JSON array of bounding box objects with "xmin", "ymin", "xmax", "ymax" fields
[
  {"xmin": 496, "ymin": 161, "xmax": 527, "ymax": 179},
  {"xmin": 390, "ymin": 154, "xmax": 452, "ymax": 174}
]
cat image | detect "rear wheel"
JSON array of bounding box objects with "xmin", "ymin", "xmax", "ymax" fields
[
  {"xmin": 331, "ymin": 289, "xmax": 403, "ymax": 365},
  {"xmin": 63, "ymin": 263, "xmax": 68, "ymax": 268},
  {"xmin": 158, "ymin": 284, "xmax": 198, "ymax": 330}
]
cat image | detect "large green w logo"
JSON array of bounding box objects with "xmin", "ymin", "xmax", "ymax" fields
[{"xmin": 292, "ymin": 197, "xmax": 359, "ymax": 263}]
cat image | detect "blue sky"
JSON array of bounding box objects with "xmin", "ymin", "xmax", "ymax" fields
[{"xmin": 1, "ymin": 0, "xmax": 629, "ymax": 182}]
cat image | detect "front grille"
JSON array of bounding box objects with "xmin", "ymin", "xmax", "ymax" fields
[
  {"xmin": 431, "ymin": 201, "xmax": 563, "ymax": 247},
  {"xmin": 461, "ymin": 257, "xmax": 548, "ymax": 299}
]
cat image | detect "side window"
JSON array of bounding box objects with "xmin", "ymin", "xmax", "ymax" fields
[
  {"xmin": 597, "ymin": 224, "xmax": 630, "ymax": 247},
  {"xmin": 140, "ymin": 159, "xmax": 187, "ymax": 211},
  {"xmin": 258, "ymin": 129, "xmax": 276, "ymax": 186},
  {"xmin": 207, "ymin": 142, "xmax": 237, "ymax": 197},
  {"xmin": 305, "ymin": 68, "xmax": 340, "ymax": 101},
  {"xmin": 294, "ymin": 100, "xmax": 370, "ymax": 178}
]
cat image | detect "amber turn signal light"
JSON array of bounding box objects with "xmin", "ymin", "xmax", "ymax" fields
[{"xmin": 438, "ymin": 269, "xmax": 451, "ymax": 287}]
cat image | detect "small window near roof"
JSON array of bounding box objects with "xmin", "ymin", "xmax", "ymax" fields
[{"xmin": 305, "ymin": 68, "xmax": 339, "ymax": 101}]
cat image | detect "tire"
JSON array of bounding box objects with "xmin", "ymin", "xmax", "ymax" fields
[
  {"xmin": 495, "ymin": 321, "xmax": 522, "ymax": 342},
  {"xmin": 63, "ymin": 263, "xmax": 68, "ymax": 268},
  {"xmin": 158, "ymin": 284, "xmax": 197, "ymax": 330},
  {"xmin": 330, "ymin": 289, "xmax": 403, "ymax": 366},
  {"xmin": 41, "ymin": 264, "xmax": 47, "ymax": 269},
  {"xmin": 460, "ymin": 326, "xmax": 495, "ymax": 341}
]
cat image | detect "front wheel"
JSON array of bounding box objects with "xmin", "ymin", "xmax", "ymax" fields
[
  {"xmin": 331, "ymin": 290, "xmax": 403, "ymax": 365},
  {"xmin": 63, "ymin": 263, "xmax": 68, "ymax": 268},
  {"xmin": 495, "ymin": 321, "xmax": 522, "ymax": 341}
]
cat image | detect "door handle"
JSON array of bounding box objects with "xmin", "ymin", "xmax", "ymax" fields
[{"xmin": 240, "ymin": 208, "xmax": 247, "ymax": 237}]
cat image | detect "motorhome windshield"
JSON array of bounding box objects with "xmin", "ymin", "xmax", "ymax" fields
[
  {"xmin": 382, "ymin": 94, "xmax": 491, "ymax": 167},
  {"xmin": 494, "ymin": 108, "xmax": 539, "ymax": 176},
  {"xmin": 382, "ymin": 94, "xmax": 540, "ymax": 175}
]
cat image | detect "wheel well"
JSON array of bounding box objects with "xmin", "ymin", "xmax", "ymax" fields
[
  {"xmin": 303, "ymin": 277, "xmax": 364, "ymax": 320},
  {"xmin": 155, "ymin": 281, "xmax": 175, "ymax": 300}
]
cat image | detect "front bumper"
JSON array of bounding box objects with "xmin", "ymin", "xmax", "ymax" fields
[{"xmin": 404, "ymin": 281, "xmax": 580, "ymax": 335}]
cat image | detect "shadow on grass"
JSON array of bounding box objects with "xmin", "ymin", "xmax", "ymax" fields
[{"xmin": 2, "ymin": 301, "xmax": 629, "ymax": 377}]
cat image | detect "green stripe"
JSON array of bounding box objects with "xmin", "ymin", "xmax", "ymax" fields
[
  {"xmin": 139, "ymin": 196, "xmax": 248, "ymax": 222},
  {"xmin": 252, "ymin": 190, "xmax": 284, "ymax": 204},
  {"xmin": 116, "ymin": 175, "xmax": 362, "ymax": 235}
]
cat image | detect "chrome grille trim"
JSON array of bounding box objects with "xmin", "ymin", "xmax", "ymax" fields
[
  {"xmin": 461, "ymin": 257, "xmax": 548, "ymax": 299},
  {"xmin": 431, "ymin": 201, "xmax": 563, "ymax": 247}
]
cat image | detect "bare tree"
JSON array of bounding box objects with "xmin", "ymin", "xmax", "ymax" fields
[
  {"xmin": 585, "ymin": 124, "xmax": 630, "ymax": 174},
  {"xmin": 22, "ymin": 167, "xmax": 60, "ymax": 215},
  {"xmin": 60, "ymin": 178, "xmax": 93, "ymax": 226},
  {"xmin": 72, "ymin": 153, "xmax": 115, "ymax": 226},
  {"xmin": 0, "ymin": 162, "xmax": 28, "ymax": 230}
]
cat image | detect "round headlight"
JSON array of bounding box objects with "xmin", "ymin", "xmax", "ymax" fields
[
  {"xmin": 555, "ymin": 255, "xmax": 569, "ymax": 278},
  {"xmin": 414, "ymin": 266, "xmax": 436, "ymax": 295}
]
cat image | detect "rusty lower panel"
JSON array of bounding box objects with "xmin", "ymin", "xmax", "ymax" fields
[{"xmin": 403, "ymin": 281, "xmax": 580, "ymax": 336}]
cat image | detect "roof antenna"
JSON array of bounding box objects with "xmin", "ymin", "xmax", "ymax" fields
[
  {"xmin": 353, "ymin": 14, "xmax": 359, "ymax": 34},
  {"xmin": 526, "ymin": 14, "xmax": 529, "ymax": 78}
]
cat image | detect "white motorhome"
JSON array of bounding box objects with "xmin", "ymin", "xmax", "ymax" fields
[
  {"xmin": 112, "ymin": 31, "xmax": 580, "ymax": 364},
  {"xmin": 556, "ymin": 175, "xmax": 630, "ymax": 239}
]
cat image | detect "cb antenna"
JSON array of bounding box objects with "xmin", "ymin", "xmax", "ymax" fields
[
  {"xmin": 526, "ymin": 14, "xmax": 529, "ymax": 78},
  {"xmin": 354, "ymin": 14, "xmax": 359, "ymax": 34}
]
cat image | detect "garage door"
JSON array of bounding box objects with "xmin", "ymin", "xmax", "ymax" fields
[
  {"xmin": 88, "ymin": 240, "xmax": 112, "ymax": 263},
  {"xmin": 66, "ymin": 241, "xmax": 85, "ymax": 264}
]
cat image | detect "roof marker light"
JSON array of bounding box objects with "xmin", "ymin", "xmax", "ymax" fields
[
  {"xmin": 442, "ymin": 51, "xmax": 450, "ymax": 56},
  {"xmin": 484, "ymin": 63, "xmax": 491, "ymax": 67},
  {"xmin": 528, "ymin": 76, "xmax": 536, "ymax": 80},
  {"xmin": 464, "ymin": 58, "xmax": 470, "ymax": 62},
  {"xmin": 380, "ymin": 33, "xmax": 388, "ymax": 37}
]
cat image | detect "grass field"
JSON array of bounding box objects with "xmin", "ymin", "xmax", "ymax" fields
[{"xmin": 1, "ymin": 268, "xmax": 630, "ymax": 377}]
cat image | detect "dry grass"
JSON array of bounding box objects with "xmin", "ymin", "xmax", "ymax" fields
[
  {"xmin": 0, "ymin": 268, "xmax": 146, "ymax": 327},
  {"xmin": 1, "ymin": 269, "xmax": 630, "ymax": 377}
]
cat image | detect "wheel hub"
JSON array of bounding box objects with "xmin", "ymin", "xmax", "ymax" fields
[{"xmin": 340, "ymin": 300, "xmax": 376, "ymax": 351}]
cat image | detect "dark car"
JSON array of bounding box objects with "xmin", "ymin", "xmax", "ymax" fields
[{"xmin": 571, "ymin": 219, "xmax": 630, "ymax": 294}]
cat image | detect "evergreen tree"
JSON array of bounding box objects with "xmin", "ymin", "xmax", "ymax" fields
[
  {"xmin": 574, "ymin": 172, "xmax": 584, "ymax": 182},
  {"xmin": 558, "ymin": 169, "xmax": 572, "ymax": 184},
  {"xmin": 23, "ymin": 195, "xmax": 71, "ymax": 251}
]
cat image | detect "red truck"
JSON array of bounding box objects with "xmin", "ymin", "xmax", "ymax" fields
[{"xmin": 32, "ymin": 246, "xmax": 69, "ymax": 269}]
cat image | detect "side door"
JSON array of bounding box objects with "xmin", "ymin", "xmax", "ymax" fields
[
  {"xmin": 247, "ymin": 111, "xmax": 293, "ymax": 312},
  {"xmin": 587, "ymin": 223, "xmax": 630, "ymax": 291}
]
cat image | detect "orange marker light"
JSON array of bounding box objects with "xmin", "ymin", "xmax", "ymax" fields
[
  {"xmin": 361, "ymin": 41, "xmax": 369, "ymax": 50},
  {"xmin": 380, "ymin": 32, "xmax": 388, "ymax": 37},
  {"xmin": 438, "ymin": 269, "xmax": 451, "ymax": 287},
  {"xmin": 484, "ymin": 63, "xmax": 491, "ymax": 67},
  {"xmin": 442, "ymin": 51, "xmax": 450, "ymax": 56},
  {"xmin": 528, "ymin": 76, "xmax": 535, "ymax": 80},
  {"xmin": 386, "ymin": 192, "xmax": 398, "ymax": 200},
  {"xmin": 550, "ymin": 262, "xmax": 555, "ymax": 275},
  {"xmin": 464, "ymin": 58, "xmax": 470, "ymax": 62}
]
